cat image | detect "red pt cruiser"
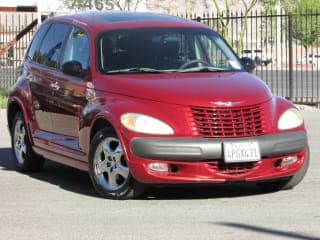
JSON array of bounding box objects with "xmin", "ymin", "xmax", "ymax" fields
[{"xmin": 7, "ymin": 12, "xmax": 309, "ymax": 199}]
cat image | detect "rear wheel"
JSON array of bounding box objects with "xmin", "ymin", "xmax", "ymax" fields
[
  {"xmin": 89, "ymin": 128, "xmax": 145, "ymax": 199},
  {"xmin": 257, "ymin": 150, "xmax": 309, "ymax": 191},
  {"xmin": 11, "ymin": 112, "xmax": 45, "ymax": 172}
]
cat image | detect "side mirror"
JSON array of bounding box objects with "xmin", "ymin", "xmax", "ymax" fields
[
  {"xmin": 62, "ymin": 61, "xmax": 85, "ymax": 77},
  {"xmin": 241, "ymin": 57, "xmax": 256, "ymax": 73}
]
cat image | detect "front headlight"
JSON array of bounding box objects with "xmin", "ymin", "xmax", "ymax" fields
[
  {"xmin": 121, "ymin": 113, "xmax": 174, "ymax": 135},
  {"xmin": 278, "ymin": 108, "xmax": 303, "ymax": 130}
]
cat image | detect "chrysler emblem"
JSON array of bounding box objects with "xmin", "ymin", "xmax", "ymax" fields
[{"xmin": 212, "ymin": 101, "xmax": 244, "ymax": 107}]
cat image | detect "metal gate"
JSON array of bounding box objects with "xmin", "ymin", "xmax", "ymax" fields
[
  {"xmin": 194, "ymin": 10, "xmax": 320, "ymax": 105},
  {"xmin": 1, "ymin": 10, "xmax": 320, "ymax": 105},
  {"xmin": 0, "ymin": 12, "xmax": 38, "ymax": 88}
]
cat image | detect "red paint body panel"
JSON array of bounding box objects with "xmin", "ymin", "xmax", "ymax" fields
[
  {"xmin": 93, "ymin": 72, "xmax": 272, "ymax": 107},
  {"xmin": 8, "ymin": 12, "xmax": 309, "ymax": 186},
  {"xmin": 127, "ymin": 148, "xmax": 307, "ymax": 184}
]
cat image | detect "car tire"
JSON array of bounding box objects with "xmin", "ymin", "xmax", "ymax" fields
[
  {"xmin": 11, "ymin": 112, "xmax": 45, "ymax": 172},
  {"xmin": 257, "ymin": 149, "xmax": 309, "ymax": 192},
  {"xmin": 88, "ymin": 128, "xmax": 145, "ymax": 199}
]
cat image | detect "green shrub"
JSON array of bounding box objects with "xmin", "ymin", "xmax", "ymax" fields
[{"xmin": 0, "ymin": 88, "xmax": 9, "ymax": 109}]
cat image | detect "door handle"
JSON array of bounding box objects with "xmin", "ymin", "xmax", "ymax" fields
[
  {"xmin": 72, "ymin": 104, "xmax": 81, "ymax": 109},
  {"xmin": 50, "ymin": 82, "xmax": 60, "ymax": 91}
]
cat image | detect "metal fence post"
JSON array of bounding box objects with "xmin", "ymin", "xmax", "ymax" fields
[{"xmin": 288, "ymin": 14, "xmax": 294, "ymax": 101}]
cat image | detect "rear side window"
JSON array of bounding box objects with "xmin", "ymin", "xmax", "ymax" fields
[
  {"xmin": 62, "ymin": 27, "xmax": 89, "ymax": 71},
  {"xmin": 38, "ymin": 23, "xmax": 71, "ymax": 68},
  {"xmin": 26, "ymin": 23, "xmax": 50, "ymax": 61}
]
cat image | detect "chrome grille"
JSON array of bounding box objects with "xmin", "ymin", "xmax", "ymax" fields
[{"xmin": 190, "ymin": 105, "xmax": 265, "ymax": 137}]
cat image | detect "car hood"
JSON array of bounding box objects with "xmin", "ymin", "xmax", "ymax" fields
[{"xmin": 95, "ymin": 71, "xmax": 272, "ymax": 107}]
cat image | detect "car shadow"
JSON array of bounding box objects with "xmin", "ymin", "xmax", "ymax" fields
[
  {"xmin": 1, "ymin": 147, "xmax": 276, "ymax": 200},
  {"xmin": 141, "ymin": 183, "xmax": 271, "ymax": 200},
  {"xmin": 0, "ymin": 147, "xmax": 97, "ymax": 197},
  {"xmin": 214, "ymin": 222, "xmax": 320, "ymax": 240}
]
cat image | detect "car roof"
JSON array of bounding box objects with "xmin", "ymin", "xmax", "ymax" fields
[{"xmin": 49, "ymin": 11, "xmax": 208, "ymax": 32}]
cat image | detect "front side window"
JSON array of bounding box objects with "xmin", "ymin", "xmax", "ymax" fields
[
  {"xmin": 97, "ymin": 27, "xmax": 242, "ymax": 74},
  {"xmin": 38, "ymin": 23, "xmax": 71, "ymax": 68},
  {"xmin": 62, "ymin": 27, "xmax": 89, "ymax": 71}
]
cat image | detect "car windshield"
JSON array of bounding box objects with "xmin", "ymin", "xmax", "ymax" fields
[{"xmin": 97, "ymin": 27, "xmax": 243, "ymax": 74}]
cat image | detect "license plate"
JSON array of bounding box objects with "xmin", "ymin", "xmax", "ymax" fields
[{"xmin": 223, "ymin": 141, "xmax": 261, "ymax": 163}]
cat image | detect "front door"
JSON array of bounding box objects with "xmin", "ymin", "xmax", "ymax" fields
[{"xmin": 49, "ymin": 26, "xmax": 90, "ymax": 153}]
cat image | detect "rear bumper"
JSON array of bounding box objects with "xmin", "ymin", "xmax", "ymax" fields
[
  {"xmin": 131, "ymin": 131, "xmax": 308, "ymax": 161},
  {"xmin": 127, "ymin": 131, "xmax": 309, "ymax": 184}
]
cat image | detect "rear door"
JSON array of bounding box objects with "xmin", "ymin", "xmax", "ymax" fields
[
  {"xmin": 29, "ymin": 22, "xmax": 71, "ymax": 144},
  {"xmin": 26, "ymin": 22, "xmax": 52, "ymax": 134}
]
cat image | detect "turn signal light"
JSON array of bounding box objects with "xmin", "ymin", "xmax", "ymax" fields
[
  {"xmin": 148, "ymin": 163, "xmax": 169, "ymax": 172},
  {"xmin": 282, "ymin": 156, "xmax": 298, "ymax": 166}
]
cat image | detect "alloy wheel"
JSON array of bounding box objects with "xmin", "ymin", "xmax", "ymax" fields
[
  {"xmin": 13, "ymin": 119, "xmax": 27, "ymax": 165},
  {"xmin": 93, "ymin": 137, "xmax": 129, "ymax": 191}
]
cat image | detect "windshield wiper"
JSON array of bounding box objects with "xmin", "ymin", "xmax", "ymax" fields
[
  {"xmin": 177, "ymin": 66, "xmax": 227, "ymax": 73},
  {"xmin": 106, "ymin": 67, "xmax": 174, "ymax": 74},
  {"xmin": 106, "ymin": 66, "xmax": 229, "ymax": 74}
]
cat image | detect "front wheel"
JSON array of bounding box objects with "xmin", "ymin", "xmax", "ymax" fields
[
  {"xmin": 257, "ymin": 149, "xmax": 310, "ymax": 192},
  {"xmin": 88, "ymin": 128, "xmax": 145, "ymax": 199}
]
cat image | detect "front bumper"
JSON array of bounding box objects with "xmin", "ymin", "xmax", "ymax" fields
[
  {"xmin": 131, "ymin": 131, "xmax": 307, "ymax": 161},
  {"xmin": 128, "ymin": 131, "xmax": 308, "ymax": 184}
]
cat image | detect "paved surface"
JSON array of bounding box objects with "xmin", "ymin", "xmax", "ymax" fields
[{"xmin": 0, "ymin": 109, "xmax": 319, "ymax": 240}]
